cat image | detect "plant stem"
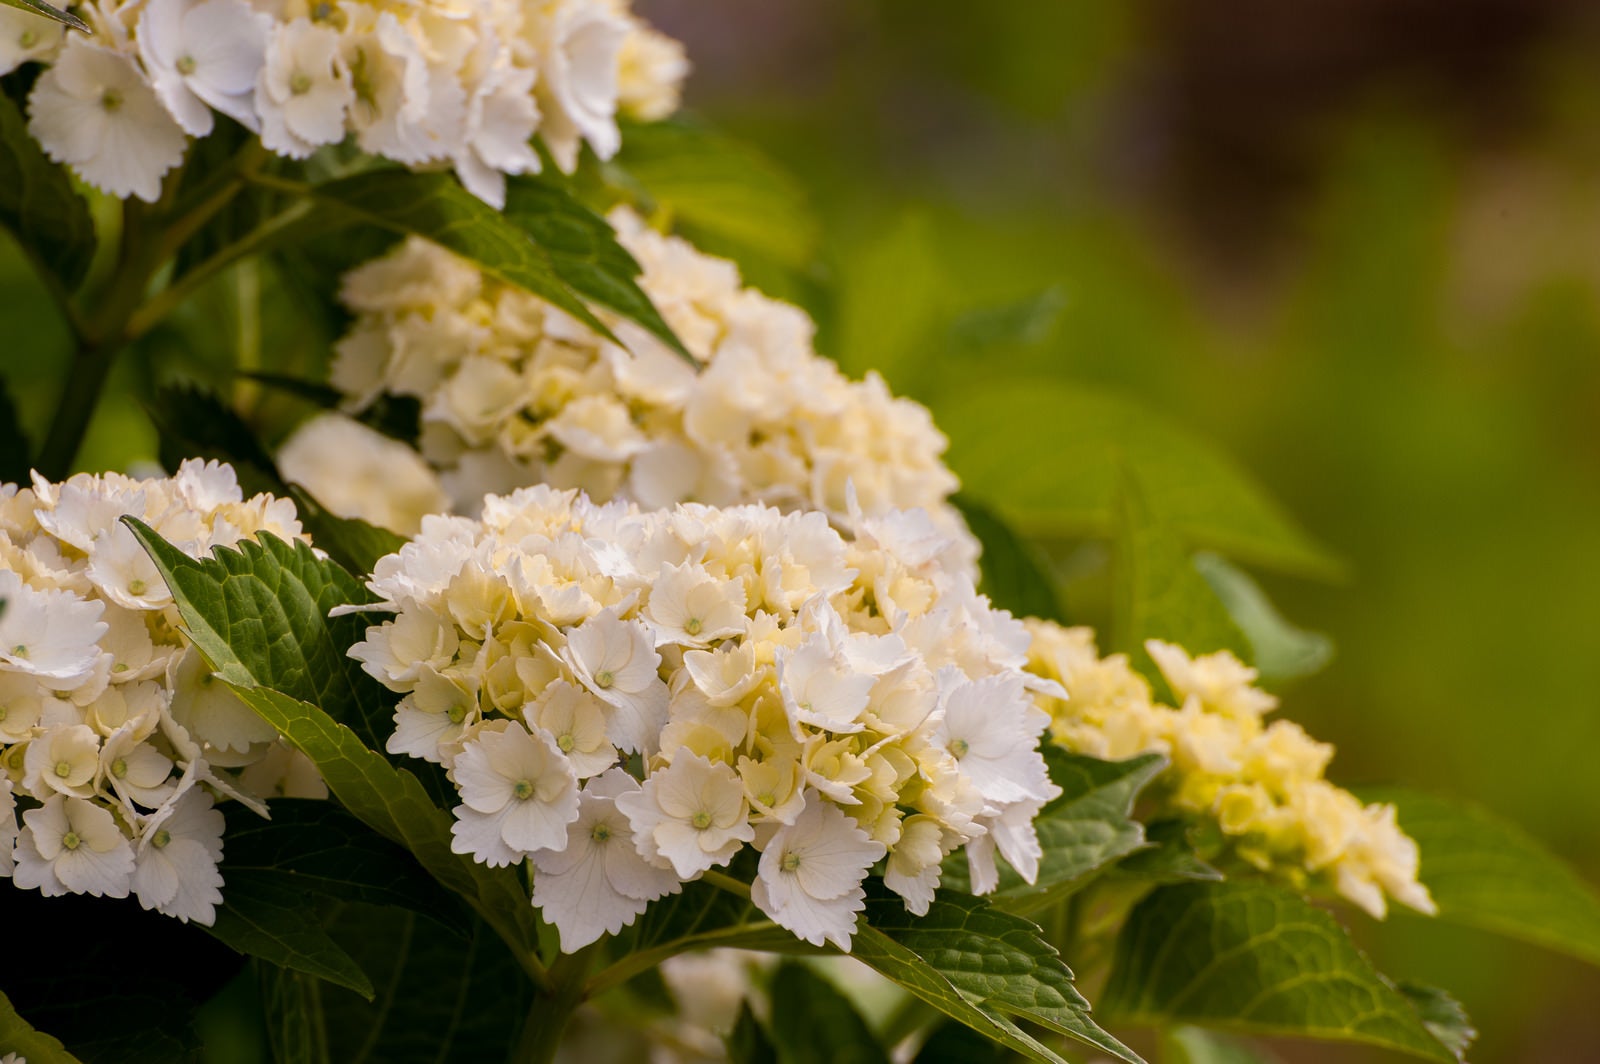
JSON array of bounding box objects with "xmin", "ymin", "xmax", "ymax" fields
[{"xmin": 514, "ymin": 944, "xmax": 599, "ymax": 1064}]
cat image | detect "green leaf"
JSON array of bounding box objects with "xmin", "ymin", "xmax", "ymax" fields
[
  {"xmin": 503, "ymin": 176, "xmax": 688, "ymax": 360},
  {"xmin": 948, "ymin": 287, "xmax": 1067, "ymax": 356},
  {"xmin": 0, "ymin": 375, "xmax": 31, "ymax": 483},
  {"xmin": 259, "ymin": 966, "xmax": 328, "ymax": 1064},
  {"xmin": 1159, "ymin": 1026, "xmax": 1274, "ymax": 1064},
  {"xmin": 954, "ymin": 494, "xmax": 1065, "ymax": 623},
  {"xmin": 1360, "ymin": 787, "xmax": 1600, "ymax": 968},
  {"xmin": 854, "ymin": 886, "xmax": 1143, "ymax": 1064},
  {"xmin": 216, "ymin": 796, "xmax": 458, "ymax": 1003},
  {"xmin": 1113, "ymin": 470, "xmax": 1249, "ymax": 677},
  {"xmin": 942, "ymin": 752, "xmax": 1165, "ymax": 912},
  {"xmin": 940, "ymin": 383, "xmax": 1342, "ymax": 579},
  {"xmin": 0, "ymin": 0, "xmax": 87, "ymax": 32},
  {"xmin": 0, "ymin": 87, "xmax": 94, "ymax": 290},
  {"xmin": 1397, "ymin": 983, "xmax": 1476, "ymax": 1060},
  {"xmin": 1101, "ymin": 881, "xmax": 1459, "ymax": 1061},
  {"xmin": 285, "ymin": 485, "xmax": 407, "ymax": 579},
  {"xmin": 612, "ymin": 116, "xmax": 818, "ymax": 270},
  {"xmin": 0, "ymin": 990, "xmax": 83, "ymax": 1064},
  {"xmin": 1193, "ymin": 552, "xmax": 1333, "ymax": 684},
  {"xmin": 769, "ymin": 963, "xmax": 891, "ymax": 1064},
  {"xmin": 261, "ymin": 905, "xmax": 533, "ymax": 1064},
  {"xmin": 727, "ymin": 1001, "xmax": 780, "ymax": 1064},
  {"xmin": 912, "ymin": 1020, "xmax": 1012, "ymax": 1064},
  {"xmin": 146, "ymin": 384, "xmax": 281, "ymax": 496},
  {"xmin": 123, "ymin": 522, "xmax": 535, "ymax": 967},
  {"xmin": 312, "ymin": 170, "xmax": 686, "ymax": 358},
  {"xmin": 1108, "ymin": 820, "xmax": 1224, "ymax": 886}
]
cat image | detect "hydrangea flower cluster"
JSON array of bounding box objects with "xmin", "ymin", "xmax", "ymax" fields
[
  {"xmin": 0, "ymin": 461, "xmax": 320, "ymax": 923},
  {"xmin": 1024, "ymin": 620, "xmax": 1435, "ymax": 919},
  {"xmin": 5, "ymin": 0, "xmax": 685, "ymax": 205},
  {"xmin": 322, "ymin": 209, "xmax": 979, "ymax": 569},
  {"xmin": 348, "ymin": 485, "xmax": 1058, "ymax": 951}
]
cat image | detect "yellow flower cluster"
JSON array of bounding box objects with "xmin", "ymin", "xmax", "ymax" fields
[
  {"xmin": 1024, "ymin": 620, "xmax": 1434, "ymax": 919},
  {"xmin": 324, "ymin": 208, "xmax": 977, "ymax": 570}
]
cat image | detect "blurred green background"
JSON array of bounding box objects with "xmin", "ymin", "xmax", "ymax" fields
[{"xmin": 4, "ymin": 1, "xmax": 1599, "ymax": 1060}]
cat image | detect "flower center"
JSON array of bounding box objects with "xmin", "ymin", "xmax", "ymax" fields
[
  {"xmin": 10, "ymin": 644, "xmax": 26, "ymax": 658},
  {"xmin": 290, "ymin": 72, "xmax": 314, "ymax": 96},
  {"xmin": 61, "ymin": 831, "xmax": 81, "ymax": 851},
  {"xmin": 127, "ymin": 579, "xmax": 146, "ymax": 596},
  {"xmin": 53, "ymin": 760, "xmax": 72, "ymax": 778},
  {"xmin": 556, "ymin": 732, "xmax": 575, "ymax": 753},
  {"xmin": 690, "ymin": 810, "xmax": 712, "ymax": 830},
  {"xmin": 512, "ymin": 779, "xmax": 534, "ymax": 801},
  {"xmin": 0, "ymin": 705, "xmax": 7, "ymax": 721},
  {"xmin": 176, "ymin": 55, "xmax": 197, "ymax": 76},
  {"xmin": 112, "ymin": 662, "xmax": 129, "ymax": 673},
  {"xmin": 594, "ymin": 670, "xmax": 614, "ymax": 690},
  {"xmin": 591, "ymin": 823, "xmax": 612, "ymax": 843},
  {"xmin": 112, "ymin": 758, "xmax": 128, "ymax": 779},
  {"xmin": 780, "ymin": 851, "xmax": 801, "ymax": 873},
  {"xmin": 446, "ymin": 703, "xmax": 466, "ymax": 724},
  {"xmin": 19, "ymin": 30, "xmax": 37, "ymax": 48},
  {"xmin": 100, "ymin": 89, "xmax": 123, "ymax": 113},
  {"xmin": 684, "ymin": 618, "xmax": 702, "ymax": 636},
  {"xmin": 949, "ymin": 738, "xmax": 970, "ymax": 758},
  {"xmin": 152, "ymin": 829, "xmax": 172, "ymax": 849}
]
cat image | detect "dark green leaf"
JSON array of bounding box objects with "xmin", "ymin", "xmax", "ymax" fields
[
  {"xmin": 0, "ymin": 375, "xmax": 31, "ymax": 482},
  {"xmin": 940, "ymin": 383, "xmax": 1342, "ymax": 579},
  {"xmin": 1109, "ymin": 820, "xmax": 1224, "ymax": 886},
  {"xmin": 1101, "ymin": 881, "xmax": 1459, "ymax": 1061},
  {"xmin": 259, "ymin": 966, "xmax": 329, "ymax": 1064},
  {"xmin": 0, "ymin": 991, "xmax": 83, "ymax": 1064},
  {"xmin": 1194, "ymin": 553, "xmax": 1333, "ymax": 684},
  {"xmin": 286, "ymin": 485, "xmax": 408, "ymax": 578},
  {"xmin": 855, "ymin": 886, "xmax": 1142, "ymax": 1064},
  {"xmin": 913, "ymin": 1020, "xmax": 1013, "ymax": 1064},
  {"xmin": 727, "ymin": 1001, "xmax": 779, "ymax": 1064},
  {"xmin": 1113, "ymin": 469, "xmax": 1250, "ymax": 680},
  {"xmin": 311, "ymin": 170, "xmax": 673, "ymax": 354},
  {"xmin": 1397, "ymin": 983, "xmax": 1476, "ymax": 1060},
  {"xmin": 503, "ymin": 176, "xmax": 688, "ymax": 360},
  {"xmin": 123, "ymin": 522, "xmax": 535, "ymax": 963},
  {"xmin": 769, "ymin": 963, "xmax": 891, "ymax": 1064},
  {"xmin": 0, "ymin": 86, "xmax": 94, "ymax": 290},
  {"xmin": 942, "ymin": 752, "xmax": 1164, "ymax": 912},
  {"xmin": 209, "ymin": 875, "xmax": 375, "ymax": 999},
  {"xmin": 146, "ymin": 384, "xmax": 280, "ymax": 496},
  {"xmin": 955, "ymin": 494, "xmax": 1065, "ymax": 623},
  {"xmin": 261, "ymin": 904, "xmax": 532, "ymax": 1064},
  {"xmin": 612, "ymin": 116, "xmax": 818, "ymax": 270},
  {"xmin": 1360, "ymin": 787, "xmax": 1600, "ymax": 968},
  {"xmin": 241, "ymin": 371, "xmax": 343, "ymax": 408},
  {"xmin": 0, "ymin": 0, "xmax": 86, "ymax": 32}
]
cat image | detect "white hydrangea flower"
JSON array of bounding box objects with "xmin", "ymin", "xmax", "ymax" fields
[
  {"xmin": 750, "ymin": 799, "xmax": 886, "ymax": 949},
  {"xmin": 0, "ymin": 776, "xmax": 16, "ymax": 876},
  {"xmin": 256, "ymin": 17, "xmax": 354, "ymax": 159},
  {"xmin": 1027, "ymin": 621, "xmax": 1435, "ymax": 918},
  {"xmin": 0, "ymin": 569, "xmax": 108, "ymax": 690},
  {"xmin": 131, "ymin": 786, "xmax": 226, "ymax": 924},
  {"xmin": 450, "ymin": 721, "xmax": 581, "ymax": 866},
  {"xmin": 138, "ymin": 0, "xmax": 270, "ymax": 136},
  {"xmin": 27, "ymin": 38, "xmax": 187, "ymax": 203},
  {"xmin": 530, "ymin": 768, "xmax": 681, "ymax": 951},
  {"xmin": 14, "ymin": 795, "xmax": 135, "ymax": 898},
  {"xmin": 0, "ymin": 8, "xmax": 63, "ymax": 76},
  {"xmin": 278, "ymin": 413, "xmax": 450, "ymax": 536},
  {"xmin": 352, "ymin": 488, "xmax": 1057, "ymax": 954}
]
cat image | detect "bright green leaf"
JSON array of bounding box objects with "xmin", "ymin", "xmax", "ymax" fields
[
  {"xmin": 1361, "ymin": 787, "xmax": 1600, "ymax": 968},
  {"xmin": 1108, "ymin": 820, "xmax": 1223, "ymax": 886},
  {"xmin": 942, "ymin": 752, "xmax": 1165, "ymax": 913},
  {"xmin": 0, "ymin": 991, "xmax": 83, "ymax": 1064},
  {"xmin": 855, "ymin": 885, "xmax": 1143, "ymax": 1064},
  {"xmin": 769, "ymin": 963, "xmax": 891, "ymax": 1064},
  {"xmin": 0, "ymin": 88, "xmax": 94, "ymax": 291},
  {"xmin": 1160, "ymin": 1026, "xmax": 1273, "ymax": 1064},
  {"xmin": 955, "ymin": 494, "xmax": 1065, "ymax": 623},
  {"xmin": 939, "ymin": 382, "xmax": 1342, "ymax": 579},
  {"xmin": 1101, "ymin": 881, "xmax": 1459, "ymax": 1061},
  {"xmin": 123, "ymin": 523, "xmax": 535, "ymax": 967},
  {"xmin": 612, "ymin": 116, "xmax": 818, "ymax": 271},
  {"xmin": 948, "ymin": 287, "xmax": 1067, "ymax": 356},
  {"xmin": 1194, "ymin": 552, "xmax": 1333, "ymax": 684},
  {"xmin": 1113, "ymin": 470, "xmax": 1249, "ymax": 678}
]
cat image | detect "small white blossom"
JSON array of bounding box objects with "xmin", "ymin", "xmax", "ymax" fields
[
  {"xmin": 616, "ymin": 751, "xmax": 753, "ymax": 879},
  {"xmin": 14, "ymin": 795, "xmax": 135, "ymax": 898},
  {"xmin": 132, "ymin": 786, "xmax": 225, "ymax": 924},
  {"xmin": 561, "ymin": 609, "xmax": 667, "ymax": 755},
  {"xmin": 450, "ymin": 722, "xmax": 580, "ymax": 866},
  {"xmin": 138, "ymin": 0, "xmax": 270, "ymax": 136},
  {"xmin": 751, "ymin": 799, "xmax": 885, "ymax": 950}
]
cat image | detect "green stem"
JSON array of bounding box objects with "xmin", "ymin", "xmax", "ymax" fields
[
  {"xmin": 584, "ymin": 919, "xmax": 788, "ymax": 998},
  {"xmin": 514, "ymin": 944, "xmax": 599, "ymax": 1064}
]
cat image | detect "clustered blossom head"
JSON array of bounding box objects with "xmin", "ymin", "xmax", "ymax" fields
[
  {"xmin": 0, "ymin": 461, "xmax": 322, "ymax": 924},
  {"xmin": 348, "ymin": 485, "xmax": 1057, "ymax": 951},
  {"xmin": 7, "ymin": 0, "xmax": 685, "ymax": 205},
  {"xmin": 321, "ymin": 209, "xmax": 979, "ymax": 571},
  {"xmin": 1024, "ymin": 621, "xmax": 1435, "ymax": 919}
]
